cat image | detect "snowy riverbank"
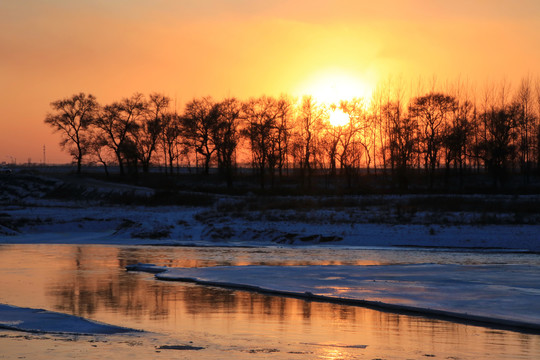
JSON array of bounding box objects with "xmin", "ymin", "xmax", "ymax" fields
[
  {"xmin": 2, "ymin": 172, "xmax": 540, "ymax": 251},
  {"xmin": 2, "ymin": 202, "xmax": 540, "ymax": 251}
]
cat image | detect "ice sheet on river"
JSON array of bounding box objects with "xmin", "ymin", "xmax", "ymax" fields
[
  {"xmin": 128, "ymin": 263, "xmax": 540, "ymax": 330},
  {"xmin": 0, "ymin": 304, "xmax": 140, "ymax": 335}
]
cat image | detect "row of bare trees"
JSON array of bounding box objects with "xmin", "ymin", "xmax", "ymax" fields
[
  {"xmin": 374, "ymin": 77, "xmax": 540, "ymax": 189},
  {"xmin": 45, "ymin": 77, "xmax": 540, "ymax": 189}
]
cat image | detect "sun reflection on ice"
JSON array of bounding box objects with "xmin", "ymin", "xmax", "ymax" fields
[{"xmin": 321, "ymin": 348, "xmax": 344, "ymax": 360}]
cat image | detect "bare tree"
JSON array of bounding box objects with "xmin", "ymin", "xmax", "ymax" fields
[
  {"xmin": 181, "ymin": 97, "xmax": 218, "ymax": 175},
  {"xmin": 212, "ymin": 98, "xmax": 242, "ymax": 187},
  {"xmin": 320, "ymin": 113, "xmax": 341, "ymax": 177},
  {"xmin": 476, "ymin": 105, "xmax": 519, "ymax": 188},
  {"xmin": 442, "ymin": 99, "xmax": 474, "ymax": 187},
  {"xmin": 160, "ymin": 112, "xmax": 183, "ymax": 175},
  {"xmin": 95, "ymin": 93, "xmax": 145, "ymax": 175},
  {"xmin": 514, "ymin": 76, "xmax": 537, "ymax": 183},
  {"xmin": 384, "ymin": 101, "xmax": 417, "ymax": 190},
  {"xmin": 341, "ymin": 98, "xmax": 372, "ymax": 173},
  {"xmin": 242, "ymin": 96, "xmax": 285, "ymax": 189},
  {"xmin": 87, "ymin": 131, "xmax": 114, "ymax": 176},
  {"xmin": 409, "ymin": 93, "xmax": 456, "ymax": 188},
  {"xmin": 333, "ymin": 102, "xmax": 362, "ymax": 186},
  {"xmin": 136, "ymin": 93, "xmax": 170, "ymax": 173},
  {"xmin": 373, "ymin": 76, "xmax": 406, "ymax": 175},
  {"xmin": 536, "ymin": 77, "xmax": 540, "ymax": 171},
  {"xmin": 44, "ymin": 93, "xmax": 98, "ymax": 173},
  {"xmin": 273, "ymin": 96, "xmax": 294, "ymax": 179},
  {"xmin": 295, "ymin": 96, "xmax": 326, "ymax": 186}
]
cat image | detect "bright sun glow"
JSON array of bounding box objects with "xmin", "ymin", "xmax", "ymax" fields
[
  {"xmin": 328, "ymin": 108, "xmax": 349, "ymax": 127},
  {"xmin": 298, "ymin": 70, "xmax": 374, "ymax": 107}
]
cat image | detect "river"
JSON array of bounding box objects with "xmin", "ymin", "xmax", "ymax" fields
[{"xmin": 1, "ymin": 244, "xmax": 539, "ymax": 359}]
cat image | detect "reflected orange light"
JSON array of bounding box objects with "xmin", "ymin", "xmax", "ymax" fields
[
  {"xmin": 2, "ymin": 245, "xmax": 540, "ymax": 359},
  {"xmin": 321, "ymin": 348, "xmax": 344, "ymax": 360}
]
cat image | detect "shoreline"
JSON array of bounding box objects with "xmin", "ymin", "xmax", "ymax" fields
[{"xmin": 127, "ymin": 263, "xmax": 540, "ymax": 335}]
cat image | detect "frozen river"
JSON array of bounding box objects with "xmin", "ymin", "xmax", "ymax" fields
[{"xmin": 1, "ymin": 244, "xmax": 539, "ymax": 359}]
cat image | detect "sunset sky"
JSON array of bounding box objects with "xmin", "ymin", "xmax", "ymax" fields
[{"xmin": 1, "ymin": 0, "xmax": 539, "ymax": 164}]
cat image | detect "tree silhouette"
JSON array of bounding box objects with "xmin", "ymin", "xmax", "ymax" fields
[
  {"xmin": 320, "ymin": 111, "xmax": 341, "ymax": 176},
  {"xmin": 212, "ymin": 98, "xmax": 242, "ymax": 188},
  {"xmin": 242, "ymin": 96, "xmax": 287, "ymax": 189},
  {"xmin": 87, "ymin": 131, "xmax": 113, "ymax": 176},
  {"xmin": 45, "ymin": 75, "xmax": 540, "ymax": 191},
  {"xmin": 442, "ymin": 99, "xmax": 473, "ymax": 187},
  {"xmin": 95, "ymin": 93, "xmax": 145, "ymax": 175},
  {"xmin": 335, "ymin": 103, "xmax": 361, "ymax": 186},
  {"xmin": 341, "ymin": 98, "xmax": 371, "ymax": 177},
  {"xmin": 181, "ymin": 97, "xmax": 218, "ymax": 175},
  {"xmin": 273, "ymin": 96, "xmax": 293, "ymax": 180},
  {"xmin": 160, "ymin": 112, "xmax": 183, "ymax": 175},
  {"xmin": 45, "ymin": 93, "xmax": 99, "ymax": 173},
  {"xmin": 515, "ymin": 76, "xmax": 537, "ymax": 184},
  {"xmin": 409, "ymin": 93, "xmax": 456, "ymax": 188},
  {"xmin": 385, "ymin": 101, "xmax": 417, "ymax": 190},
  {"xmin": 476, "ymin": 105, "xmax": 519, "ymax": 187},
  {"xmin": 295, "ymin": 96, "xmax": 325, "ymax": 187},
  {"xmin": 135, "ymin": 93, "xmax": 170, "ymax": 173}
]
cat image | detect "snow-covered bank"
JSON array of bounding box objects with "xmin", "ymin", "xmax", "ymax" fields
[
  {"xmin": 127, "ymin": 263, "xmax": 540, "ymax": 332},
  {"xmin": 1, "ymin": 203, "xmax": 540, "ymax": 251},
  {"xmin": 2, "ymin": 172, "xmax": 540, "ymax": 250},
  {"xmin": 0, "ymin": 304, "xmax": 140, "ymax": 335}
]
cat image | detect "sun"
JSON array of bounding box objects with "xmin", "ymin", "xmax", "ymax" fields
[
  {"xmin": 328, "ymin": 108, "xmax": 349, "ymax": 127},
  {"xmin": 297, "ymin": 69, "xmax": 374, "ymax": 107}
]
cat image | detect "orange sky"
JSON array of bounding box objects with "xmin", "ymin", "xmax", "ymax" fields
[{"xmin": 1, "ymin": 0, "xmax": 539, "ymax": 164}]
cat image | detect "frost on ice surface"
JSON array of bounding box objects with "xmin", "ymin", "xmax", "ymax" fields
[
  {"xmin": 128, "ymin": 263, "xmax": 540, "ymax": 330},
  {"xmin": 0, "ymin": 304, "xmax": 140, "ymax": 335}
]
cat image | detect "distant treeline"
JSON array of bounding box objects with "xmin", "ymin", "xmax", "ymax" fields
[{"xmin": 45, "ymin": 76, "xmax": 540, "ymax": 191}]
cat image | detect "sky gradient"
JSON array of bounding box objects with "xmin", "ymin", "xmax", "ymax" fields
[{"xmin": 1, "ymin": 0, "xmax": 539, "ymax": 164}]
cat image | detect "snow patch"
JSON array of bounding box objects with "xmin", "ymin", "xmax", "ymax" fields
[{"xmin": 0, "ymin": 303, "xmax": 141, "ymax": 335}]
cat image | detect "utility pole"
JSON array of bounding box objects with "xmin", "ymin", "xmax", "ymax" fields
[{"xmin": 43, "ymin": 145, "xmax": 46, "ymax": 165}]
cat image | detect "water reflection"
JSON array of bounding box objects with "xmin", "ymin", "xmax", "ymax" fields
[{"xmin": 1, "ymin": 244, "xmax": 540, "ymax": 359}]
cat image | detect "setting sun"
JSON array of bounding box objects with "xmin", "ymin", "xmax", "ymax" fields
[
  {"xmin": 297, "ymin": 69, "xmax": 375, "ymax": 106},
  {"xmin": 328, "ymin": 108, "xmax": 350, "ymax": 127}
]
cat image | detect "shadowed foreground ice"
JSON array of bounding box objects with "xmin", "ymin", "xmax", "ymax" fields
[
  {"xmin": 0, "ymin": 304, "xmax": 140, "ymax": 335},
  {"xmin": 128, "ymin": 263, "xmax": 540, "ymax": 331}
]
